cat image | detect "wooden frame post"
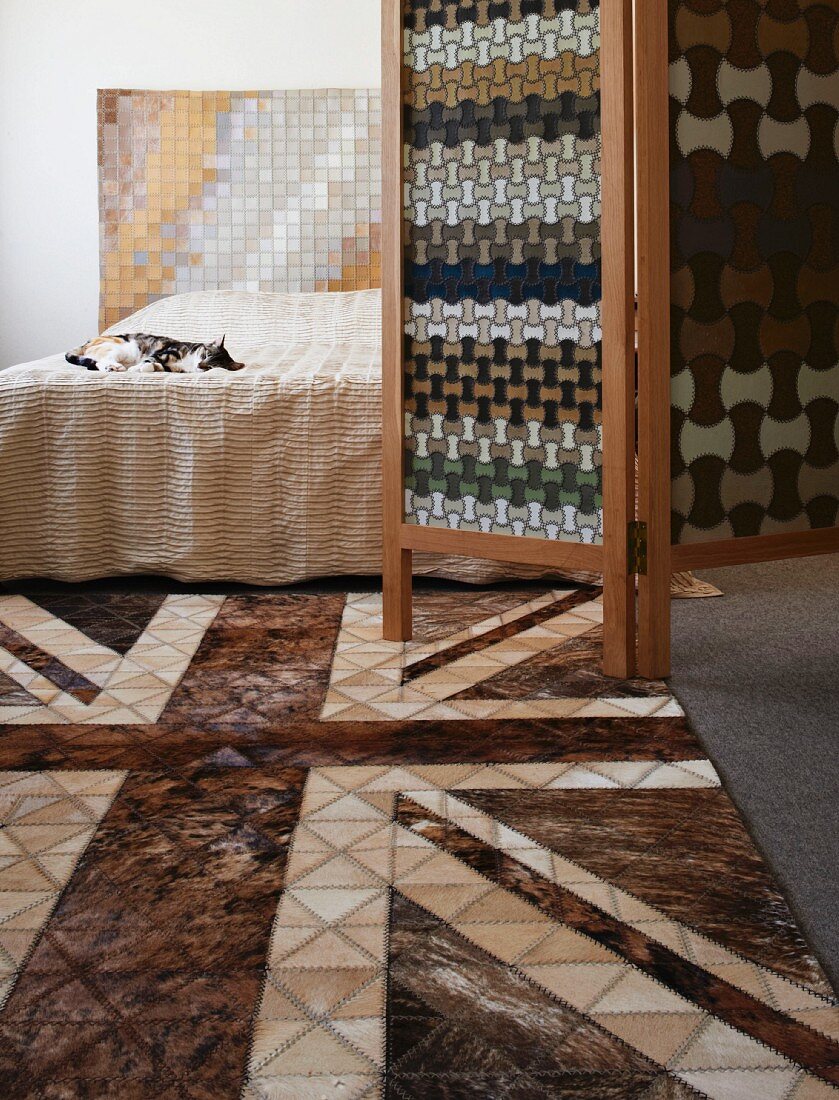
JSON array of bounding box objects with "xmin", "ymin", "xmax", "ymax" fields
[
  {"xmin": 635, "ymin": 0, "xmax": 672, "ymax": 678},
  {"xmin": 382, "ymin": 0, "xmax": 412, "ymax": 641},
  {"xmin": 601, "ymin": 0, "xmax": 637, "ymax": 678}
]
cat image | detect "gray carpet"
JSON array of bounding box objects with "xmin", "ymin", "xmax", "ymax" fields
[{"xmin": 671, "ymin": 554, "xmax": 839, "ymax": 988}]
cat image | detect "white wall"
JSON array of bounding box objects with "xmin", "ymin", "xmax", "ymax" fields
[{"xmin": 0, "ymin": 0, "xmax": 381, "ymax": 367}]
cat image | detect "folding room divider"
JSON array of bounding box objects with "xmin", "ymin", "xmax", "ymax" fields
[
  {"xmin": 382, "ymin": 0, "xmax": 638, "ymax": 678},
  {"xmin": 635, "ymin": 0, "xmax": 839, "ymax": 677},
  {"xmin": 382, "ymin": 0, "xmax": 838, "ymax": 679}
]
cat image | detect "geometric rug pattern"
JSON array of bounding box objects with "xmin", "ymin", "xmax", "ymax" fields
[
  {"xmin": 248, "ymin": 761, "xmax": 837, "ymax": 1100},
  {"xmin": 0, "ymin": 770, "xmax": 125, "ymax": 1010},
  {"xmin": 0, "ymin": 594, "xmax": 223, "ymax": 725},
  {"xmin": 0, "ymin": 583, "xmax": 835, "ymax": 1097},
  {"xmin": 321, "ymin": 591, "xmax": 685, "ymax": 721}
]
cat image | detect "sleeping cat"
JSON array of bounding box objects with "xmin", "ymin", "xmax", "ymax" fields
[{"xmin": 66, "ymin": 334, "xmax": 245, "ymax": 373}]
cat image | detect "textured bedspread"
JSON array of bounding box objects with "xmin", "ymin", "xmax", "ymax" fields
[{"xmin": 0, "ymin": 290, "xmax": 594, "ymax": 586}]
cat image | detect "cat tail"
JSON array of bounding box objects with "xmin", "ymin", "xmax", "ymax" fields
[{"xmin": 65, "ymin": 352, "xmax": 99, "ymax": 371}]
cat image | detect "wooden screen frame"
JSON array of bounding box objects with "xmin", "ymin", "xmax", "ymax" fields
[
  {"xmin": 382, "ymin": 0, "xmax": 638, "ymax": 678},
  {"xmin": 635, "ymin": 0, "xmax": 839, "ymax": 678},
  {"xmin": 635, "ymin": 0, "xmax": 672, "ymax": 680}
]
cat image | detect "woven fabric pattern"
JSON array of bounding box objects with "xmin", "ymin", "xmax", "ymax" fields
[
  {"xmin": 669, "ymin": 0, "xmax": 839, "ymax": 543},
  {"xmin": 402, "ymin": 0, "xmax": 603, "ymax": 545}
]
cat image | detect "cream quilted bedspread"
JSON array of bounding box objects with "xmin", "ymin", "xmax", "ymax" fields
[{"xmin": 1, "ymin": 289, "xmax": 602, "ymax": 586}]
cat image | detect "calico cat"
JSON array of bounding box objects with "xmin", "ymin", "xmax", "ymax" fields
[{"xmin": 66, "ymin": 334, "xmax": 245, "ymax": 373}]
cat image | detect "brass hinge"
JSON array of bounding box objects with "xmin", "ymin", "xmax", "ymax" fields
[{"xmin": 628, "ymin": 521, "xmax": 648, "ymax": 576}]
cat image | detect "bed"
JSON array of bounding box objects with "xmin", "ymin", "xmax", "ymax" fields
[{"xmin": 0, "ymin": 288, "xmax": 714, "ymax": 594}]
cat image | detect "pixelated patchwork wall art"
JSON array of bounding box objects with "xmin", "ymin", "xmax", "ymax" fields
[
  {"xmin": 402, "ymin": 0, "xmax": 603, "ymax": 545},
  {"xmin": 669, "ymin": 0, "xmax": 839, "ymax": 543},
  {"xmin": 98, "ymin": 89, "xmax": 382, "ymax": 329}
]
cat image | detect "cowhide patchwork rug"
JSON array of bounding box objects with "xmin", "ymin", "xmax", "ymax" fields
[{"xmin": 0, "ymin": 584, "xmax": 835, "ymax": 1099}]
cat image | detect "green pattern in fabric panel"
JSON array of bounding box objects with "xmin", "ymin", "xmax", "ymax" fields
[
  {"xmin": 669, "ymin": 0, "xmax": 839, "ymax": 544},
  {"xmin": 402, "ymin": 0, "xmax": 603, "ymax": 544}
]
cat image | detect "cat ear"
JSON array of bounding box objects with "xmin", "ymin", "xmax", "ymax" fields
[{"xmin": 216, "ymin": 334, "xmax": 226, "ymax": 348}]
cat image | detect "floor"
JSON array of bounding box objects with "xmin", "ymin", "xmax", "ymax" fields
[
  {"xmin": 0, "ymin": 577, "xmax": 836, "ymax": 1098},
  {"xmin": 672, "ymin": 555, "xmax": 839, "ymax": 992}
]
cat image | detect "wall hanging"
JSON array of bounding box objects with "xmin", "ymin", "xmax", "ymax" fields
[{"xmin": 98, "ymin": 88, "xmax": 381, "ymax": 328}]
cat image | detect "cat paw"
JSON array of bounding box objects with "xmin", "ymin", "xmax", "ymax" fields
[{"xmin": 128, "ymin": 361, "xmax": 159, "ymax": 373}]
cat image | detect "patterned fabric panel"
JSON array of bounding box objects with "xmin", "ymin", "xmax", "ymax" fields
[
  {"xmin": 98, "ymin": 90, "xmax": 381, "ymax": 329},
  {"xmin": 669, "ymin": 0, "xmax": 839, "ymax": 544},
  {"xmin": 402, "ymin": 0, "xmax": 603, "ymax": 544}
]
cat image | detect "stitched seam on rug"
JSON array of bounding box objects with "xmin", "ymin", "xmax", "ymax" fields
[
  {"xmin": 244, "ymin": 773, "xmax": 390, "ymax": 1088},
  {"xmin": 450, "ymin": 783, "xmax": 838, "ymax": 1007},
  {"xmin": 394, "ymin": 794, "xmax": 839, "ymax": 1076},
  {"xmin": 20, "ymin": 776, "xmax": 301, "ymax": 1032},
  {"xmin": 384, "ymin": 894, "xmax": 669, "ymax": 1080},
  {"xmin": 401, "ymin": 587, "xmax": 599, "ymax": 682},
  {"xmin": 302, "ymin": 771, "xmax": 835, "ymax": 1011},
  {"xmin": 0, "ymin": 772, "xmax": 128, "ymax": 1016},
  {"xmin": 386, "ymin": 966, "xmax": 671, "ymax": 1087},
  {"xmin": 674, "ymin": 713, "xmax": 839, "ymax": 1006}
]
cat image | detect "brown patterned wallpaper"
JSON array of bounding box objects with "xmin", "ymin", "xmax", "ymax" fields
[{"xmin": 669, "ymin": 0, "xmax": 838, "ymax": 543}]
